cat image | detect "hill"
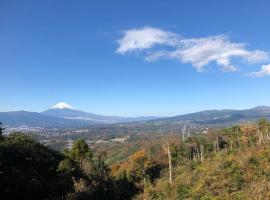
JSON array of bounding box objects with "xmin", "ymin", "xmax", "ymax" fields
[{"xmin": 151, "ymin": 106, "xmax": 270, "ymax": 125}]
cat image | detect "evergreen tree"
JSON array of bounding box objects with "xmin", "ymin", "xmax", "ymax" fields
[{"xmin": 70, "ymin": 138, "xmax": 93, "ymax": 168}]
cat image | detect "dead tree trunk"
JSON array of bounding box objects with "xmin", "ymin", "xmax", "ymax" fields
[
  {"xmin": 182, "ymin": 124, "xmax": 186, "ymax": 141},
  {"xmin": 200, "ymin": 144, "xmax": 204, "ymax": 162},
  {"xmin": 163, "ymin": 141, "xmax": 172, "ymax": 185},
  {"xmin": 257, "ymin": 130, "xmax": 263, "ymax": 144}
]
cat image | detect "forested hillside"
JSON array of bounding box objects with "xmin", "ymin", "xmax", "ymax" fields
[{"xmin": 1, "ymin": 119, "xmax": 270, "ymax": 199}]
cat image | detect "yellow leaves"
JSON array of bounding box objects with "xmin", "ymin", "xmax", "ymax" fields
[
  {"xmin": 110, "ymin": 161, "xmax": 130, "ymax": 178},
  {"xmin": 110, "ymin": 150, "xmax": 149, "ymax": 178},
  {"xmin": 110, "ymin": 163, "xmax": 120, "ymax": 177},
  {"xmin": 129, "ymin": 150, "xmax": 147, "ymax": 163},
  {"xmin": 110, "ymin": 149, "xmax": 159, "ymax": 189}
]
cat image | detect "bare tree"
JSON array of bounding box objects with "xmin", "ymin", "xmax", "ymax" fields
[
  {"xmin": 163, "ymin": 140, "xmax": 172, "ymax": 185},
  {"xmin": 200, "ymin": 144, "xmax": 204, "ymax": 162},
  {"xmin": 182, "ymin": 123, "xmax": 186, "ymax": 141}
]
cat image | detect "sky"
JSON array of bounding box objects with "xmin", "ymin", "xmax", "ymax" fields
[{"xmin": 1, "ymin": 0, "xmax": 270, "ymax": 116}]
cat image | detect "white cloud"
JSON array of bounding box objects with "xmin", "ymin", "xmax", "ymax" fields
[
  {"xmin": 116, "ymin": 27, "xmax": 269, "ymax": 73},
  {"xmin": 170, "ymin": 36, "xmax": 268, "ymax": 71},
  {"xmin": 245, "ymin": 64, "xmax": 270, "ymax": 77},
  {"xmin": 116, "ymin": 27, "xmax": 179, "ymax": 54}
]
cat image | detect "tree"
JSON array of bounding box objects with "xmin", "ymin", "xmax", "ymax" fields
[
  {"xmin": 70, "ymin": 138, "xmax": 93, "ymax": 168},
  {"xmin": 96, "ymin": 151, "xmax": 107, "ymax": 175},
  {"xmin": 258, "ymin": 119, "xmax": 270, "ymax": 143},
  {"xmin": 128, "ymin": 150, "xmax": 153, "ymax": 187},
  {"xmin": 0, "ymin": 133, "xmax": 74, "ymax": 199},
  {"xmin": 163, "ymin": 141, "xmax": 173, "ymax": 185}
]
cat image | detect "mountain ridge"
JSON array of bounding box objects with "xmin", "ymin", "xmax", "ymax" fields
[
  {"xmin": 1, "ymin": 105, "xmax": 270, "ymax": 128},
  {"xmin": 150, "ymin": 106, "xmax": 270, "ymax": 125},
  {"xmin": 0, "ymin": 102, "xmax": 159, "ymax": 128},
  {"xmin": 42, "ymin": 104, "xmax": 158, "ymax": 124}
]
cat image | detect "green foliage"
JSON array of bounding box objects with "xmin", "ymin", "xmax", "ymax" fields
[
  {"xmin": 0, "ymin": 133, "xmax": 140, "ymax": 200},
  {"xmin": 70, "ymin": 138, "xmax": 93, "ymax": 163},
  {"xmin": 171, "ymin": 143, "xmax": 186, "ymax": 164},
  {"xmin": 176, "ymin": 185, "xmax": 189, "ymax": 199},
  {"xmin": 223, "ymin": 160, "xmax": 245, "ymax": 191},
  {"xmin": 66, "ymin": 138, "xmax": 140, "ymax": 200},
  {"xmin": 0, "ymin": 133, "xmax": 74, "ymax": 199},
  {"xmin": 58, "ymin": 158, "xmax": 78, "ymax": 177},
  {"xmin": 248, "ymin": 156, "xmax": 260, "ymax": 166}
]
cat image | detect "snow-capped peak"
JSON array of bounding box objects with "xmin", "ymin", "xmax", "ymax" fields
[{"xmin": 52, "ymin": 102, "xmax": 74, "ymax": 109}]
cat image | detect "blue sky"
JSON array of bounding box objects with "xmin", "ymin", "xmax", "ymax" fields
[{"xmin": 1, "ymin": 0, "xmax": 270, "ymax": 116}]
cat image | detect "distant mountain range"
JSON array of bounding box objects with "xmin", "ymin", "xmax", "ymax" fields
[
  {"xmin": 152, "ymin": 106, "xmax": 270, "ymax": 125},
  {"xmin": 0, "ymin": 110, "xmax": 92, "ymax": 128},
  {"xmin": 0, "ymin": 102, "xmax": 159, "ymax": 128},
  {"xmin": 1, "ymin": 103, "xmax": 270, "ymax": 128}
]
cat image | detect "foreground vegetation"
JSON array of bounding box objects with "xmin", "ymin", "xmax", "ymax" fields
[{"xmin": 1, "ymin": 119, "xmax": 270, "ymax": 199}]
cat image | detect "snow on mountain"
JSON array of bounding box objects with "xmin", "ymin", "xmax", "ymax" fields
[
  {"xmin": 52, "ymin": 102, "xmax": 74, "ymax": 109},
  {"xmin": 0, "ymin": 102, "xmax": 159, "ymax": 128}
]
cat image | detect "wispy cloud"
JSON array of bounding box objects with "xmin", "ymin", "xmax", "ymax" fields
[
  {"xmin": 116, "ymin": 27, "xmax": 269, "ymax": 73},
  {"xmin": 116, "ymin": 27, "xmax": 179, "ymax": 54},
  {"xmin": 245, "ymin": 64, "xmax": 270, "ymax": 77}
]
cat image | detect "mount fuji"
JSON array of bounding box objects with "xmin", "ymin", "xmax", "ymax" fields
[
  {"xmin": 42, "ymin": 102, "xmax": 146, "ymax": 124},
  {"xmin": 0, "ymin": 102, "xmax": 159, "ymax": 128}
]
